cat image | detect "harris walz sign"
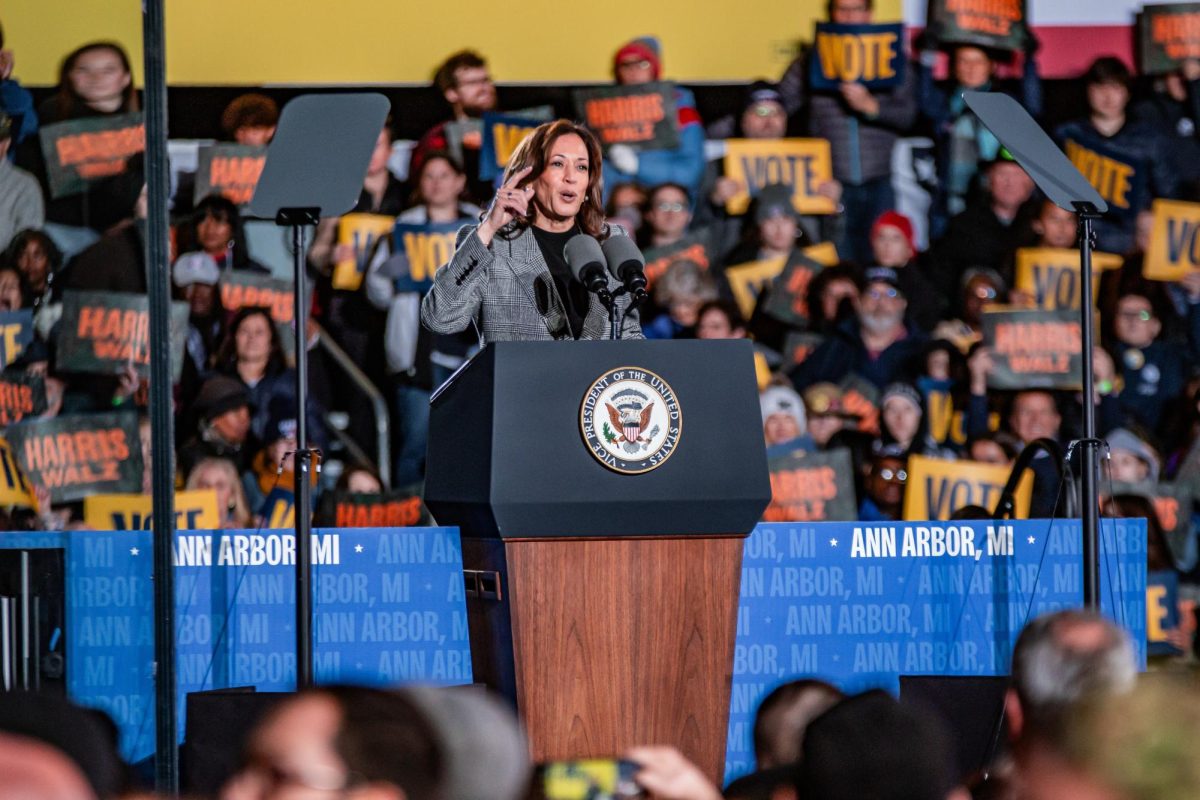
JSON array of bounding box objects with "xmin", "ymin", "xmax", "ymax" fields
[
  {"xmin": 56, "ymin": 291, "xmax": 189, "ymax": 380},
  {"xmin": 928, "ymin": 0, "xmax": 1029, "ymax": 52},
  {"xmin": 1139, "ymin": 4, "xmax": 1200, "ymax": 74},
  {"xmin": 6, "ymin": 411, "xmax": 142, "ymax": 503},
  {"xmin": 38, "ymin": 113, "xmax": 145, "ymax": 199},
  {"xmin": 573, "ymin": 82, "xmax": 679, "ymax": 152}
]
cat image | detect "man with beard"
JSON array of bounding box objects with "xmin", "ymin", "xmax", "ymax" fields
[{"xmin": 789, "ymin": 266, "xmax": 927, "ymax": 392}]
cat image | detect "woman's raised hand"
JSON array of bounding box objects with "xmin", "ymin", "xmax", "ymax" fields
[{"xmin": 478, "ymin": 166, "xmax": 534, "ymax": 245}]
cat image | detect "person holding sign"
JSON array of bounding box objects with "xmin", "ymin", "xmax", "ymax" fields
[
  {"xmin": 916, "ymin": 31, "xmax": 1042, "ymax": 238},
  {"xmin": 1056, "ymin": 58, "xmax": 1179, "ymax": 256},
  {"xmin": 365, "ymin": 151, "xmax": 481, "ymax": 486},
  {"xmin": 778, "ymin": 0, "xmax": 917, "ymax": 265},
  {"xmin": 16, "ymin": 42, "xmax": 142, "ymax": 255},
  {"xmin": 421, "ymin": 119, "xmax": 642, "ymax": 342},
  {"xmin": 603, "ymin": 37, "xmax": 706, "ymax": 203}
]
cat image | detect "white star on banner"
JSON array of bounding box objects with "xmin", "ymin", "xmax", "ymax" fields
[
  {"xmin": 829, "ymin": 538, "xmax": 838, "ymax": 547},
  {"xmin": 354, "ymin": 544, "xmax": 364, "ymax": 553},
  {"xmin": 1028, "ymin": 536, "xmax": 1036, "ymax": 545},
  {"xmin": 129, "ymin": 547, "xmax": 139, "ymax": 556}
]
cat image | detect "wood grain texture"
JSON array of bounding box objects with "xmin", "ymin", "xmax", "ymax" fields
[{"xmin": 461, "ymin": 536, "xmax": 743, "ymax": 783}]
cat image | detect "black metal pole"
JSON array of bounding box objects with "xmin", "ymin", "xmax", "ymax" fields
[
  {"xmin": 1075, "ymin": 204, "xmax": 1102, "ymax": 610},
  {"xmin": 142, "ymin": 0, "xmax": 178, "ymax": 792},
  {"xmin": 292, "ymin": 223, "xmax": 314, "ymax": 689}
]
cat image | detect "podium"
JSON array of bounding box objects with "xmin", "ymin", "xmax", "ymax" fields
[{"xmin": 425, "ymin": 340, "xmax": 770, "ymax": 780}]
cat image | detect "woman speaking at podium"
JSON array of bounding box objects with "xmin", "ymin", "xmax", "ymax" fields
[{"xmin": 421, "ymin": 119, "xmax": 643, "ymax": 341}]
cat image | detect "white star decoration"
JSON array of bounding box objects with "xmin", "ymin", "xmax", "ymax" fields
[
  {"xmin": 354, "ymin": 544, "xmax": 364, "ymax": 553},
  {"xmin": 129, "ymin": 547, "xmax": 139, "ymax": 556},
  {"xmin": 1028, "ymin": 536, "xmax": 1036, "ymax": 544},
  {"xmin": 829, "ymin": 538, "xmax": 838, "ymax": 547}
]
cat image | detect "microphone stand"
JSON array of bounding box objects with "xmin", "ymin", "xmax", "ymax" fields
[{"xmin": 600, "ymin": 285, "xmax": 649, "ymax": 341}]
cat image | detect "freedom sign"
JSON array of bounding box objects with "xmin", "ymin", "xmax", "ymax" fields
[
  {"xmin": 810, "ymin": 22, "xmax": 906, "ymax": 90},
  {"xmin": 573, "ymin": 82, "xmax": 680, "ymax": 151},
  {"xmin": 928, "ymin": 0, "xmax": 1029, "ymax": 52},
  {"xmin": 193, "ymin": 144, "xmax": 266, "ymax": 206},
  {"xmin": 722, "ymin": 139, "xmax": 836, "ymax": 216},
  {"xmin": 1139, "ymin": 3, "xmax": 1200, "ymax": 74},
  {"xmin": 39, "ymin": 113, "xmax": 145, "ymax": 198},
  {"xmin": 982, "ymin": 308, "xmax": 1083, "ymax": 390},
  {"xmin": 6, "ymin": 411, "xmax": 143, "ymax": 503},
  {"xmin": 1144, "ymin": 199, "xmax": 1200, "ymax": 281}
]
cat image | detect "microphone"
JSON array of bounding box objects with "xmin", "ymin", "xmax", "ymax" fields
[
  {"xmin": 601, "ymin": 236, "xmax": 648, "ymax": 301},
  {"xmin": 563, "ymin": 234, "xmax": 609, "ymax": 295}
]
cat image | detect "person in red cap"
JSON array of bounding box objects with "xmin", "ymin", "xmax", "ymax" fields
[
  {"xmin": 604, "ymin": 37, "xmax": 706, "ymax": 204},
  {"xmin": 868, "ymin": 210, "xmax": 942, "ymax": 329}
]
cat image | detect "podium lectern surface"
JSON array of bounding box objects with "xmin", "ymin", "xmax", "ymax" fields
[
  {"xmin": 426, "ymin": 340, "xmax": 768, "ymax": 781},
  {"xmin": 425, "ymin": 339, "xmax": 770, "ymax": 539}
]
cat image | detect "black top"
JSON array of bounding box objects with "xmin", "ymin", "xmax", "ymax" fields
[{"xmin": 531, "ymin": 225, "xmax": 589, "ymax": 340}]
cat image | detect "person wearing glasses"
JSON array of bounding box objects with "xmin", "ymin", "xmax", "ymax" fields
[
  {"xmin": 789, "ymin": 266, "xmax": 927, "ymax": 393},
  {"xmin": 859, "ymin": 446, "xmax": 907, "ymax": 521},
  {"xmin": 639, "ymin": 182, "xmax": 692, "ymax": 250},
  {"xmin": 1106, "ymin": 280, "xmax": 1200, "ymax": 441}
]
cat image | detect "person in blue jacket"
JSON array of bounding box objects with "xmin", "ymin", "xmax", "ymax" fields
[
  {"xmin": 916, "ymin": 32, "xmax": 1042, "ymax": 239},
  {"xmin": 0, "ymin": 23, "xmax": 37, "ymax": 153},
  {"xmin": 603, "ymin": 37, "xmax": 706, "ymax": 204}
]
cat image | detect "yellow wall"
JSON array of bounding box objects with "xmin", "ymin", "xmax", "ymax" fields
[{"xmin": 4, "ymin": 0, "xmax": 904, "ymax": 86}]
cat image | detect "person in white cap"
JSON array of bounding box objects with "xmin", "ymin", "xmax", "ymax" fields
[
  {"xmin": 760, "ymin": 384, "xmax": 808, "ymax": 449},
  {"xmin": 173, "ymin": 250, "xmax": 224, "ymax": 396}
]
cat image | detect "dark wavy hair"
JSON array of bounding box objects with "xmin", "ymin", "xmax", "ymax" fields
[
  {"xmin": 214, "ymin": 306, "xmax": 286, "ymax": 376},
  {"xmin": 55, "ymin": 41, "xmax": 139, "ymax": 119},
  {"xmin": 499, "ymin": 119, "xmax": 608, "ymax": 238}
]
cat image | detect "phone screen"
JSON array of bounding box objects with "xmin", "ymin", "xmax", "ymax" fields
[{"xmin": 541, "ymin": 758, "xmax": 644, "ymax": 800}]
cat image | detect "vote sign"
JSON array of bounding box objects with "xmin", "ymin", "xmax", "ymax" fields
[{"xmin": 810, "ymin": 23, "xmax": 906, "ymax": 90}]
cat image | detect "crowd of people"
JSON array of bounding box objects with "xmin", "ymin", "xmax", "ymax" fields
[{"xmin": 3, "ymin": 609, "xmax": 1198, "ymax": 799}]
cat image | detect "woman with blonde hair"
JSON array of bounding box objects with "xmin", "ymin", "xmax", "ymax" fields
[
  {"xmin": 185, "ymin": 456, "xmax": 253, "ymax": 529},
  {"xmin": 421, "ymin": 119, "xmax": 642, "ymax": 342}
]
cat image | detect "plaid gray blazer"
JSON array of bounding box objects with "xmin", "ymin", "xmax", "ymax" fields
[{"xmin": 420, "ymin": 222, "xmax": 644, "ymax": 343}]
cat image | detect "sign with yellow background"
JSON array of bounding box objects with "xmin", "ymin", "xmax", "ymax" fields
[
  {"xmin": 1144, "ymin": 199, "xmax": 1200, "ymax": 281},
  {"xmin": 1013, "ymin": 247, "xmax": 1121, "ymax": 310},
  {"xmin": 333, "ymin": 213, "xmax": 396, "ymax": 291},
  {"xmin": 723, "ymin": 139, "xmax": 836, "ymax": 216},
  {"xmin": 903, "ymin": 455, "xmax": 1032, "ymax": 521},
  {"xmin": 83, "ymin": 490, "xmax": 220, "ymax": 531},
  {"xmin": 0, "ymin": 437, "xmax": 35, "ymax": 509},
  {"xmin": 725, "ymin": 257, "xmax": 787, "ymax": 318}
]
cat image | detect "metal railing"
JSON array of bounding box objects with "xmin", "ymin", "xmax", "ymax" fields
[{"xmin": 313, "ymin": 323, "xmax": 391, "ymax": 489}]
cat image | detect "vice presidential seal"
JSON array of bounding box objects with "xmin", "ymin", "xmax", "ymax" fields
[{"xmin": 580, "ymin": 367, "xmax": 682, "ymax": 474}]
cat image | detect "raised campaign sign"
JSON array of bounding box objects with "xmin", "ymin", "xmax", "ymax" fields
[
  {"xmin": 1138, "ymin": 3, "xmax": 1200, "ymax": 75},
  {"xmin": 642, "ymin": 230, "xmax": 712, "ymax": 291},
  {"xmin": 928, "ymin": 0, "xmax": 1029, "ymax": 52},
  {"xmin": 332, "ymin": 213, "xmax": 396, "ymax": 291},
  {"xmin": 83, "ymin": 490, "xmax": 222, "ymax": 531},
  {"xmin": 391, "ymin": 221, "xmax": 461, "ymax": 293},
  {"xmin": 762, "ymin": 251, "xmax": 828, "ymax": 327},
  {"xmin": 193, "ymin": 144, "xmax": 267, "ymax": 206},
  {"xmin": 902, "ymin": 454, "xmax": 1032, "ymax": 521},
  {"xmin": 39, "ymin": 113, "xmax": 145, "ymax": 198},
  {"xmin": 479, "ymin": 113, "xmax": 540, "ymax": 181},
  {"xmin": 56, "ymin": 292, "xmax": 189, "ymax": 379},
  {"xmin": 220, "ymin": 272, "xmax": 294, "ymax": 324},
  {"xmin": 0, "ymin": 370, "xmax": 46, "ymax": 426},
  {"xmin": 573, "ymin": 82, "xmax": 680, "ymax": 151},
  {"xmin": 764, "ymin": 448, "xmax": 857, "ymax": 522},
  {"xmin": 722, "ymin": 139, "xmax": 836, "ymax": 216},
  {"xmin": 318, "ymin": 489, "xmax": 432, "ymax": 528},
  {"xmin": 5, "ymin": 411, "xmax": 142, "ymax": 503},
  {"xmin": 982, "ymin": 307, "xmax": 1083, "ymax": 390},
  {"xmin": 0, "ymin": 309, "xmax": 34, "ymax": 369},
  {"xmin": 1143, "ymin": 199, "xmax": 1200, "ymax": 281},
  {"xmin": 810, "ymin": 22, "xmax": 906, "ymax": 90},
  {"xmin": 1013, "ymin": 247, "xmax": 1122, "ymax": 310}
]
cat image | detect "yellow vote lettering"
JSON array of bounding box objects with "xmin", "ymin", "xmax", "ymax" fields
[
  {"xmin": 403, "ymin": 233, "xmax": 456, "ymax": 282},
  {"xmin": 1066, "ymin": 141, "xmax": 1134, "ymax": 209},
  {"xmin": 493, "ymin": 124, "xmax": 531, "ymax": 166},
  {"xmin": 1147, "ymin": 584, "xmax": 1169, "ymax": 642},
  {"xmin": 816, "ymin": 32, "xmax": 898, "ymax": 82},
  {"xmin": 0, "ymin": 324, "xmax": 24, "ymax": 365}
]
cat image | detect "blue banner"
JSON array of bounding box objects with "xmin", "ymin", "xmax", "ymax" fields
[
  {"xmin": 0, "ymin": 527, "xmax": 471, "ymax": 764},
  {"xmin": 723, "ymin": 519, "xmax": 1147, "ymax": 783}
]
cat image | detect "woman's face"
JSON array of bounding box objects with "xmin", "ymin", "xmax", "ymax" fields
[
  {"xmin": 870, "ymin": 224, "xmax": 912, "ymax": 267},
  {"xmin": 68, "ymin": 48, "xmax": 131, "ymax": 107},
  {"xmin": 764, "ymin": 413, "xmax": 801, "ymax": 446},
  {"xmin": 533, "ymin": 133, "xmax": 590, "ymax": 221},
  {"xmin": 198, "ymin": 213, "xmax": 234, "ymax": 255},
  {"xmin": 1109, "ymin": 450, "xmax": 1150, "ymax": 483},
  {"xmin": 645, "ymin": 186, "xmax": 691, "ymax": 239},
  {"xmin": 1088, "ymin": 80, "xmax": 1129, "ymax": 121},
  {"xmin": 926, "ymin": 350, "xmax": 951, "ymax": 381},
  {"xmin": 697, "ymin": 308, "xmax": 742, "ymax": 339},
  {"xmin": 970, "ymin": 439, "xmax": 1009, "ymax": 466},
  {"xmin": 212, "ymin": 407, "xmax": 251, "ymax": 445},
  {"xmin": 367, "ymin": 129, "xmax": 392, "ymax": 175},
  {"xmin": 16, "ymin": 240, "xmax": 50, "ymax": 291},
  {"xmin": 953, "ymin": 46, "xmax": 993, "ymax": 89},
  {"xmin": 760, "ymin": 215, "xmax": 797, "ymax": 253},
  {"xmin": 419, "ymin": 157, "xmax": 466, "ymax": 209},
  {"xmin": 193, "ymin": 466, "xmax": 235, "ymax": 519},
  {"xmin": 882, "ymin": 397, "xmax": 921, "ymax": 446},
  {"xmin": 346, "ymin": 470, "xmax": 382, "ymax": 494},
  {"xmin": 235, "ymin": 313, "xmax": 273, "ymax": 363},
  {"xmin": 0, "ymin": 270, "xmax": 23, "ymax": 311}
]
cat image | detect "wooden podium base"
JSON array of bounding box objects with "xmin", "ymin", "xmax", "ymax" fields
[{"xmin": 462, "ymin": 535, "xmax": 744, "ymax": 783}]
